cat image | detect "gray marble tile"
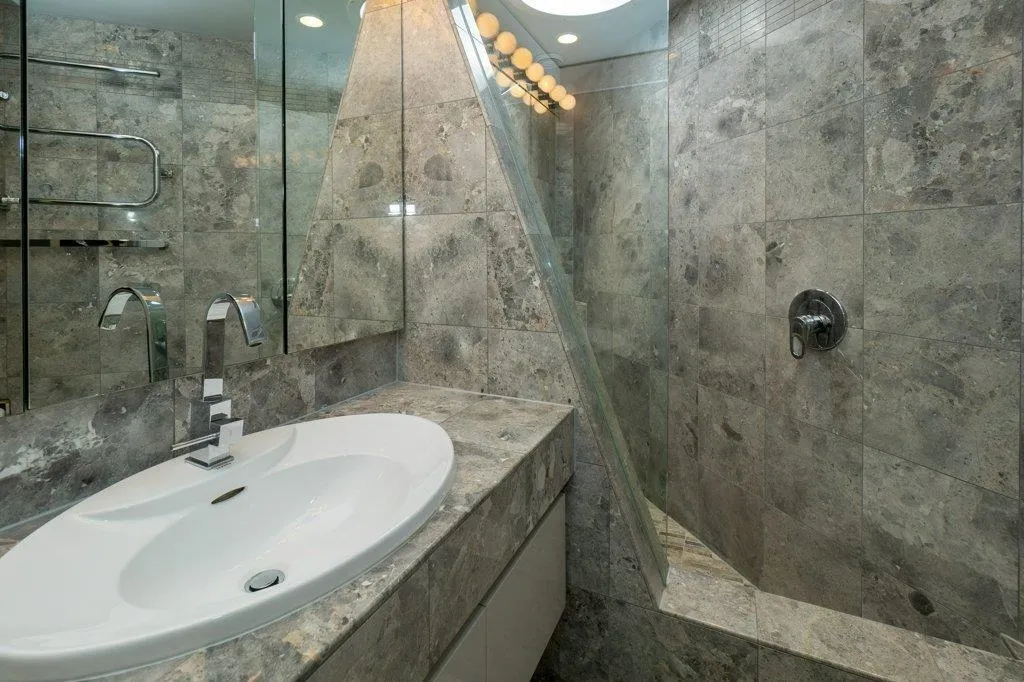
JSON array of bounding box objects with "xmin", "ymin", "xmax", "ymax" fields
[
  {"xmin": 26, "ymin": 84, "xmax": 97, "ymax": 160},
  {"xmin": 332, "ymin": 218, "xmax": 404, "ymax": 322},
  {"xmin": 666, "ymin": 373, "xmax": 700, "ymax": 531},
  {"xmin": 863, "ymin": 446, "xmax": 1019, "ymax": 636},
  {"xmin": 339, "ymin": 5, "xmax": 402, "ymax": 118},
  {"xmin": 670, "ymin": 0, "xmax": 699, "ymax": 50},
  {"xmin": 312, "ymin": 334, "xmax": 398, "ymax": 409},
  {"xmin": 757, "ymin": 647, "xmax": 873, "ymax": 681},
  {"xmin": 98, "ymin": 161, "xmax": 183, "ymax": 234},
  {"xmin": 863, "ymin": 332, "xmax": 1019, "ymax": 497},
  {"xmin": 864, "ymin": 55, "xmax": 1022, "ymax": 212},
  {"xmin": 26, "ymin": 14, "xmax": 95, "ymax": 60},
  {"xmin": 765, "ymin": 0, "xmax": 864, "ymax": 126},
  {"xmin": 699, "ymin": 0, "xmax": 766, "ymax": 68},
  {"xmin": 181, "ymin": 166, "xmax": 257, "ymax": 232},
  {"xmin": 765, "ymin": 215, "xmax": 863, "ymax": 325},
  {"xmin": 27, "ymin": 241, "xmax": 98, "ymax": 303},
  {"xmin": 290, "ymin": 220, "xmax": 334, "ymax": 318},
  {"xmin": 861, "ymin": 564, "xmax": 1005, "ymax": 656},
  {"xmin": 487, "ymin": 211, "xmax": 554, "ymax": 332},
  {"xmin": 612, "ymin": 295, "xmax": 668, "ymax": 370},
  {"xmin": 925, "ymin": 634, "xmax": 1024, "ymax": 681},
  {"xmin": 331, "ymin": 112, "xmax": 403, "ymax": 219},
  {"xmin": 608, "ymin": 498, "xmax": 655, "ymax": 608},
  {"xmin": 308, "ymin": 566, "xmax": 430, "ymax": 682},
  {"xmin": 668, "ymin": 301, "xmax": 699, "ymax": 384},
  {"xmin": 402, "ymin": 0, "xmax": 475, "ymax": 109},
  {"xmin": 486, "ymin": 329, "xmax": 574, "ymax": 404},
  {"xmin": 534, "ymin": 588, "xmax": 611, "ymax": 681},
  {"xmin": 427, "ymin": 453, "xmax": 534, "ymax": 661},
  {"xmin": 183, "ymin": 232, "xmax": 258, "ymax": 299},
  {"xmin": 0, "ymin": 381, "xmax": 173, "ymax": 528},
  {"xmin": 698, "ymin": 41, "xmax": 766, "ymax": 144},
  {"xmin": 660, "ymin": 569, "xmax": 759, "ymax": 639},
  {"xmin": 697, "ymin": 385, "xmax": 765, "ymax": 495},
  {"xmin": 441, "ymin": 395, "xmax": 573, "ymax": 456},
  {"xmin": 581, "ymin": 230, "xmax": 668, "ymax": 300},
  {"xmin": 404, "ymin": 99, "xmax": 486, "ymax": 216},
  {"xmin": 864, "ymin": 204, "xmax": 1021, "ymax": 350},
  {"xmin": 27, "ymin": 301, "xmax": 98, "ymax": 379},
  {"xmin": 764, "ymin": 415, "xmax": 862, "ymax": 544},
  {"xmin": 765, "ymin": 319, "xmax": 863, "ymax": 441},
  {"xmin": 400, "ymin": 323, "xmax": 487, "ymax": 392},
  {"xmin": 97, "ymin": 22, "xmax": 181, "ymax": 66},
  {"xmin": 288, "ymin": 316, "xmax": 338, "ymax": 353},
  {"xmin": 698, "ymin": 221, "xmax": 765, "ymax": 315},
  {"xmin": 284, "ymin": 111, "xmax": 333, "ymax": 175},
  {"xmin": 485, "ymin": 132, "xmax": 515, "ymax": 213},
  {"xmin": 97, "ymin": 92, "xmax": 183, "ymax": 166},
  {"xmin": 697, "ymin": 131, "xmax": 765, "ymax": 227},
  {"xmin": 864, "ymin": 0, "xmax": 1023, "ymax": 95},
  {"xmin": 759, "ymin": 505, "xmax": 862, "ymax": 614},
  {"xmin": 755, "ymin": 591, "xmax": 946, "ymax": 680},
  {"xmin": 405, "ymin": 213, "xmax": 487, "ymax": 326},
  {"xmin": 566, "ymin": 462, "xmax": 611, "ymax": 595},
  {"xmin": 698, "ymin": 306, "xmax": 765, "ymax": 406},
  {"xmin": 308, "ymin": 381, "xmax": 480, "ymax": 424},
  {"xmin": 698, "ymin": 465, "xmax": 764, "ymax": 581},
  {"xmin": 766, "ymin": 101, "xmax": 864, "ymax": 221},
  {"xmin": 181, "ymin": 33, "xmax": 252, "ymax": 75},
  {"xmin": 181, "ymin": 101, "xmax": 256, "ymax": 169},
  {"xmin": 605, "ymin": 598, "xmax": 758, "ymax": 681}
]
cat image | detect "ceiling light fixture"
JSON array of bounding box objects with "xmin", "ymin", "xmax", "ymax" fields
[
  {"xmin": 522, "ymin": 0, "xmax": 631, "ymax": 16},
  {"xmin": 556, "ymin": 33, "xmax": 579, "ymax": 45},
  {"xmin": 297, "ymin": 14, "xmax": 325, "ymax": 28}
]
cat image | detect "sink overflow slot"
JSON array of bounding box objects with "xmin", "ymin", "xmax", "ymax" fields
[
  {"xmin": 211, "ymin": 486, "xmax": 246, "ymax": 505},
  {"xmin": 245, "ymin": 570, "xmax": 285, "ymax": 593}
]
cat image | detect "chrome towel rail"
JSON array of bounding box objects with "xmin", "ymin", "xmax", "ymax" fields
[
  {"xmin": 0, "ymin": 124, "xmax": 162, "ymax": 208},
  {"xmin": 0, "ymin": 238, "xmax": 168, "ymax": 249},
  {"xmin": 0, "ymin": 52, "xmax": 160, "ymax": 77}
]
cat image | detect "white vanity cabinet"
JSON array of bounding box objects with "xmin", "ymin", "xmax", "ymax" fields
[{"xmin": 432, "ymin": 495, "xmax": 566, "ymax": 682}]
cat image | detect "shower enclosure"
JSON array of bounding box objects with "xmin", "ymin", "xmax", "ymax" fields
[{"xmin": 462, "ymin": 0, "xmax": 1024, "ymax": 663}]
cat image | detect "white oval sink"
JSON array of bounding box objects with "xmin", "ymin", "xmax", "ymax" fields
[{"xmin": 0, "ymin": 413, "xmax": 455, "ymax": 681}]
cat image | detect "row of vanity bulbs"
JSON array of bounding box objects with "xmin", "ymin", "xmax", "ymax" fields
[{"xmin": 473, "ymin": 10, "xmax": 577, "ymax": 114}]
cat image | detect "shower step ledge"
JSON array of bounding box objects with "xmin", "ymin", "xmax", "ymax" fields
[{"xmin": 659, "ymin": 567, "xmax": 1024, "ymax": 681}]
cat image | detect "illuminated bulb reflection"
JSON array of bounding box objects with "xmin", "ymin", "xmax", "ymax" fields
[
  {"xmin": 476, "ymin": 12, "xmax": 500, "ymax": 39},
  {"xmin": 494, "ymin": 31, "xmax": 517, "ymax": 54},
  {"xmin": 510, "ymin": 47, "xmax": 533, "ymax": 69},
  {"xmin": 525, "ymin": 62, "xmax": 544, "ymax": 82}
]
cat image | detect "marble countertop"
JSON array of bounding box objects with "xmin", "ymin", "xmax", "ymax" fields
[{"xmin": 0, "ymin": 382, "xmax": 573, "ymax": 681}]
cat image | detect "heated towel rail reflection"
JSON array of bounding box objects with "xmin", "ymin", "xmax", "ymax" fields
[{"xmin": 0, "ymin": 124, "xmax": 162, "ymax": 208}]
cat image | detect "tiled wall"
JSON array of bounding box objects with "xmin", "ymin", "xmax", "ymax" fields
[
  {"xmin": 665, "ymin": 0, "xmax": 1023, "ymax": 653},
  {"xmin": 0, "ymin": 12, "xmax": 276, "ymax": 408},
  {"xmin": 289, "ymin": 4, "xmax": 405, "ymax": 350},
  {"xmin": 0, "ymin": 332, "xmax": 397, "ymax": 530},
  {"xmin": 562, "ymin": 52, "xmax": 672, "ymax": 514}
]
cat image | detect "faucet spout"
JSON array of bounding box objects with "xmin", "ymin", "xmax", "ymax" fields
[
  {"xmin": 202, "ymin": 292, "xmax": 268, "ymax": 401},
  {"xmin": 99, "ymin": 285, "xmax": 169, "ymax": 382}
]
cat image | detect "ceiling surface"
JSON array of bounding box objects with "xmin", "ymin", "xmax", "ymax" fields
[
  {"xmin": 485, "ymin": 0, "xmax": 667, "ymax": 66},
  {"xmin": 23, "ymin": 0, "xmax": 363, "ymax": 53}
]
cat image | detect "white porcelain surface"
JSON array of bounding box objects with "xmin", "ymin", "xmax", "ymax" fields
[{"xmin": 0, "ymin": 414, "xmax": 455, "ymax": 681}]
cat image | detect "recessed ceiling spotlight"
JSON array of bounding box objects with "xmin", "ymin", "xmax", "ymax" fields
[
  {"xmin": 297, "ymin": 14, "xmax": 325, "ymax": 28},
  {"xmin": 523, "ymin": 0, "xmax": 631, "ymax": 16},
  {"xmin": 556, "ymin": 33, "xmax": 579, "ymax": 45}
]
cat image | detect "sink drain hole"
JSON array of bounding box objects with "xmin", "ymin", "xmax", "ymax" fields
[{"xmin": 245, "ymin": 570, "xmax": 285, "ymax": 593}]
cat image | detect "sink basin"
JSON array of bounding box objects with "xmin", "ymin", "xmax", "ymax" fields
[{"xmin": 0, "ymin": 413, "xmax": 455, "ymax": 681}]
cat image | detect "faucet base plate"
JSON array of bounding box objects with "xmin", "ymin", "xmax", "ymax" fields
[{"xmin": 185, "ymin": 454, "xmax": 235, "ymax": 470}]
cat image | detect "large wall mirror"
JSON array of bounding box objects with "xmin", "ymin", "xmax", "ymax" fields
[{"xmin": 0, "ymin": 0, "xmax": 403, "ymax": 413}]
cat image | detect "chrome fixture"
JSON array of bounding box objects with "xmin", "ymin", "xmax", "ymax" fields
[
  {"xmin": 0, "ymin": 237, "xmax": 168, "ymax": 249},
  {"xmin": 98, "ymin": 286, "xmax": 169, "ymax": 382},
  {"xmin": 788, "ymin": 289, "xmax": 847, "ymax": 360},
  {"xmin": 170, "ymin": 293, "xmax": 267, "ymax": 470},
  {"xmin": 0, "ymin": 52, "xmax": 160, "ymax": 77},
  {"xmin": 0, "ymin": 125, "xmax": 161, "ymax": 208},
  {"xmin": 202, "ymin": 293, "xmax": 268, "ymax": 401}
]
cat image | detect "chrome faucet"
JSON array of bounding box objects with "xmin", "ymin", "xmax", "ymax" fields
[
  {"xmin": 98, "ymin": 286, "xmax": 169, "ymax": 382},
  {"xmin": 172, "ymin": 292, "xmax": 268, "ymax": 470}
]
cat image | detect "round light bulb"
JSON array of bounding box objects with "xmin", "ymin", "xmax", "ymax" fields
[
  {"xmin": 298, "ymin": 14, "xmax": 325, "ymax": 28},
  {"xmin": 510, "ymin": 47, "xmax": 533, "ymax": 70},
  {"xmin": 556, "ymin": 33, "xmax": 579, "ymax": 44},
  {"xmin": 533, "ymin": 101, "xmax": 548, "ymax": 114},
  {"xmin": 525, "ymin": 62, "xmax": 545, "ymax": 82},
  {"xmin": 537, "ymin": 74, "xmax": 556, "ymax": 93},
  {"xmin": 559, "ymin": 94, "xmax": 576, "ymax": 110},
  {"xmin": 550, "ymin": 84, "xmax": 567, "ymax": 102},
  {"xmin": 509, "ymin": 81, "xmax": 526, "ymax": 98},
  {"xmin": 476, "ymin": 12, "xmax": 500, "ymax": 39},
  {"xmin": 495, "ymin": 68, "xmax": 513, "ymax": 88},
  {"xmin": 494, "ymin": 31, "xmax": 517, "ymax": 55}
]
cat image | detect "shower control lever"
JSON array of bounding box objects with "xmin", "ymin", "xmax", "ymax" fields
[{"xmin": 788, "ymin": 290, "xmax": 846, "ymax": 360}]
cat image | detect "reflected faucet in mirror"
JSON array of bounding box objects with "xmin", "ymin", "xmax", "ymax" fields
[
  {"xmin": 171, "ymin": 292, "xmax": 268, "ymax": 470},
  {"xmin": 98, "ymin": 286, "xmax": 169, "ymax": 382}
]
